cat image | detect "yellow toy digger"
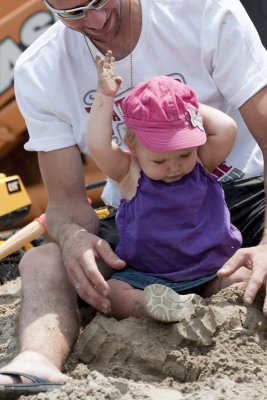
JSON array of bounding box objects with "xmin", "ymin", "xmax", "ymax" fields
[
  {"xmin": 0, "ymin": 173, "xmax": 31, "ymax": 230},
  {"xmin": 0, "ymin": 175, "xmax": 109, "ymax": 262}
]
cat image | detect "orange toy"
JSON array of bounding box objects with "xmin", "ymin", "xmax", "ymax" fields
[
  {"xmin": 0, "ymin": 207, "xmax": 111, "ymax": 262},
  {"xmin": 0, "ymin": 214, "xmax": 46, "ymax": 261}
]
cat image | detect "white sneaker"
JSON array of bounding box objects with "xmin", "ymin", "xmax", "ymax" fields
[{"xmin": 144, "ymin": 283, "xmax": 202, "ymax": 323}]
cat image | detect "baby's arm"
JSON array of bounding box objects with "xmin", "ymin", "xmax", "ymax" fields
[
  {"xmin": 87, "ymin": 51, "xmax": 131, "ymax": 182},
  {"xmin": 197, "ymin": 104, "xmax": 237, "ymax": 171}
]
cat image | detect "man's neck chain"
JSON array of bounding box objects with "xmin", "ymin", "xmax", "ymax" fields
[{"xmin": 83, "ymin": 0, "xmax": 134, "ymax": 89}]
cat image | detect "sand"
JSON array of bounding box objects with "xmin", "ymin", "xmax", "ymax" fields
[{"xmin": 0, "ymin": 277, "xmax": 267, "ymax": 399}]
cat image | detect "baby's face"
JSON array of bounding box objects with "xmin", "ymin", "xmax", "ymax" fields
[{"xmin": 133, "ymin": 141, "xmax": 198, "ymax": 183}]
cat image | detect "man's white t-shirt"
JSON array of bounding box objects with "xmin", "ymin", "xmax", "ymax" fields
[{"xmin": 14, "ymin": 0, "xmax": 267, "ymax": 206}]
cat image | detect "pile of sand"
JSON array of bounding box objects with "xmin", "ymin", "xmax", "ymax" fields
[{"xmin": 0, "ymin": 278, "xmax": 267, "ymax": 399}]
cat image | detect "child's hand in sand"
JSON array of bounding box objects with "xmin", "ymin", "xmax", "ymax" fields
[{"xmin": 96, "ymin": 50, "xmax": 123, "ymax": 97}]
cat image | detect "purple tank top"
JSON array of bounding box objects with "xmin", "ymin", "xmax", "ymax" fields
[{"xmin": 115, "ymin": 163, "xmax": 242, "ymax": 281}]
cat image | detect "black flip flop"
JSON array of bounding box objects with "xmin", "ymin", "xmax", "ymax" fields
[{"xmin": 0, "ymin": 371, "xmax": 63, "ymax": 399}]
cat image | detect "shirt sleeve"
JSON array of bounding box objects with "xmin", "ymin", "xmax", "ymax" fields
[
  {"xmin": 202, "ymin": 0, "xmax": 267, "ymax": 108},
  {"xmin": 14, "ymin": 57, "xmax": 76, "ymax": 152}
]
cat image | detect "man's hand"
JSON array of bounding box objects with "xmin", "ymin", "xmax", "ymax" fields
[
  {"xmin": 217, "ymin": 244, "xmax": 267, "ymax": 315},
  {"xmin": 62, "ymin": 227, "xmax": 125, "ymax": 313}
]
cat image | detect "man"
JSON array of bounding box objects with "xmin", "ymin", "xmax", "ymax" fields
[{"xmin": 1, "ymin": 0, "xmax": 267, "ymax": 394}]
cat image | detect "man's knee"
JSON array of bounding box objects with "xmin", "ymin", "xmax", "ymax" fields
[{"xmin": 19, "ymin": 243, "xmax": 64, "ymax": 280}]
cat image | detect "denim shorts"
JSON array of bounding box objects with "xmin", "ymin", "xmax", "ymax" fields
[{"xmin": 112, "ymin": 265, "xmax": 217, "ymax": 294}]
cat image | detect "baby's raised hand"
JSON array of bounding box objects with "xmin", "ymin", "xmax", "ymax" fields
[{"xmin": 96, "ymin": 50, "xmax": 123, "ymax": 97}]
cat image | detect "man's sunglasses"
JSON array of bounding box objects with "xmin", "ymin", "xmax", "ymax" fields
[{"xmin": 43, "ymin": 0, "xmax": 111, "ymax": 20}]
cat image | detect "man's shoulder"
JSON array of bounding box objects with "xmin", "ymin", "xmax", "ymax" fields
[{"xmin": 15, "ymin": 21, "xmax": 69, "ymax": 70}]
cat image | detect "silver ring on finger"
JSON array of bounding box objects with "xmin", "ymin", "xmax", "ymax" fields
[{"xmin": 74, "ymin": 282, "xmax": 81, "ymax": 290}]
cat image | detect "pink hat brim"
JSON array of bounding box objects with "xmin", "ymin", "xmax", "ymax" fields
[{"xmin": 133, "ymin": 126, "xmax": 207, "ymax": 152}]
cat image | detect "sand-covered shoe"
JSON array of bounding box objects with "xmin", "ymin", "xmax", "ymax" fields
[{"xmin": 144, "ymin": 284, "xmax": 202, "ymax": 323}]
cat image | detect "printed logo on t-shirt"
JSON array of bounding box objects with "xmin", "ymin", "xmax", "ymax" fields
[
  {"xmin": 212, "ymin": 162, "xmax": 245, "ymax": 182},
  {"xmin": 83, "ymin": 72, "xmax": 248, "ymax": 184},
  {"xmin": 83, "ymin": 73, "xmax": 186, "ymax": 148}
]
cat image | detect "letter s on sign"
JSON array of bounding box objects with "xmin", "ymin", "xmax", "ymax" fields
[{"xmin": 0, "ymin": 11, "xmax": 55, "ymax": 95}]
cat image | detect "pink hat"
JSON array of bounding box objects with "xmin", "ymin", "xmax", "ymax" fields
[{"xmin": 122, "ymin": 76, "xmax": 206, "ymax": 152}]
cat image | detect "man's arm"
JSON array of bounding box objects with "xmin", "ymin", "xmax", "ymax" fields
[
  {"xmin": 218, "ymin": 86, "xmax": 267, "ymax": 314},
  {"xmin": 38, "ymin": 145, "xmax": 125, "ymax": 312}
]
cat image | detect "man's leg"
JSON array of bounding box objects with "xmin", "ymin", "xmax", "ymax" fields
[
  {"xmin": 0, "ymin": 243, "xmax": 79, "ymax": 384},
  {"xmin": 223, "ymin": 176, "xmax": 265, "ymax": 247}
]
